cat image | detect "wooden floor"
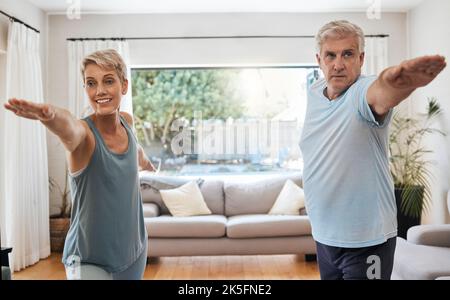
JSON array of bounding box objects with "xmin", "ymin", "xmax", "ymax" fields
[{"xmin": 12, "ymin": 253, "xmax": 320, "ymax": 280}]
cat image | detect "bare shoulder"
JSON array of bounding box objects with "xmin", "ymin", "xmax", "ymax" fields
[
  {"xmin": 77, "ymin": 119, "xmax": 95, "ymax": 151},
  {"xmin": 78, "ymin": 118, "xmax": 93, "ymax": 136},
  {"xmin": 67, "ymin": 119, "xmax": 95, "ymax": 173},
  {"xmin": 120, "ymin": 111, "xmax": 134, "ymax": 127}
]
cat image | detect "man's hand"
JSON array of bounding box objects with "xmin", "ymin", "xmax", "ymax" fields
[
  {"xmin": 368, "ymin": 55, "xmax": 446, "ymax": 118},
  {"xmin": 4, "ymin": 98, "xmax": 55, "ymax": 121},
  {"xmin": 384, "ymin": 55, "xmax": 446, "ymax": 90}
]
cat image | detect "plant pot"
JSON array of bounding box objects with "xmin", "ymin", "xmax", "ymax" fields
[
  {"xmin": 395, "ymin": 188, "xmax": 422, "ymax": 239},
  {"xmin": 50, "ymin": 217, "xmax": 70, "ymax": 252}
]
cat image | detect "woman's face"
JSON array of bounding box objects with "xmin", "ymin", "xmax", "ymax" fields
[{"xmin": 84, "ymin": 63, "xmax": 128, "ymax": 116}]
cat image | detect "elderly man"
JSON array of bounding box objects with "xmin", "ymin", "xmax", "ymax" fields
[{"xmin": 299, "ymin": 20, "xmax": 446, "ymax": 280}]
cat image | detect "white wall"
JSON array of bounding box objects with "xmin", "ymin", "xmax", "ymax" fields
[
  {"xmin": 408, "ymin": 0, "xmax": 450, "ymax": 224},
  {"xmin": 46, "ymin": 12, "xmax": 407, "ymax": 214}
]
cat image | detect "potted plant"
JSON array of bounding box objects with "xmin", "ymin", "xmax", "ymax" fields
[
  {"xmin": 389, "ymin": 97, "xmax": 445, "ymax": 238},
  {"xmin": 49, "ymin": 168, "xmax": 71, "ymax": 252}
]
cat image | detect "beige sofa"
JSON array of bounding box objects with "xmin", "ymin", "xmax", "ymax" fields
[{"xmin": 139, "ymin": 173, "xmax": 316, "ymax": 260}]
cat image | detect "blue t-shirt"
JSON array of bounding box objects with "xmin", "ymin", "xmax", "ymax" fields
[{"xmin": 299, "ymin": 75, "xmax": 397, "ymax": 248}]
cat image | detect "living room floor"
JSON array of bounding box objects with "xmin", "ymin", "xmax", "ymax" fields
[{"xmin": 12, "ymin": 253, "xmax": 320, "ymax": 280}]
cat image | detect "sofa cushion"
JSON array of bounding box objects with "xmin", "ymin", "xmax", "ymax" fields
[
  {"xmin": 226, "ymin": 214, "xmax": 311, "ymax": 238},
  {"xmin": 198, "ymin": 180, "xmax": 225, "ymax": 215},
  {"xmin": 145, "ymin": 214, "xmax": 227, "ymax": 238},
  {"xmin": 160, "ymin": 181, "xmax": 212, "ymax": 217},
  {"xmin": 142, "ymin": 203, "xmax": 160, "ymax": 218},
  {"xmin": 407, "ymin": 224, "xmax": 450, "ymax": 247},
  {"xmin": 393, "ymin": 237, "xmax": 450, "ymax": 280},
  {"xmin": 269, "ymin": 179, "xmax": 305, "ymax": 215},
  {"xmin": 140, "ymin": 173, "xmax": 224, "ymax": 215},
  {"xmin": 224, "ymin": 173, "xmax": 303, "ymax": 216}
]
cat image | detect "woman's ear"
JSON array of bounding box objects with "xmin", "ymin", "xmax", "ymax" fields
[{"xmin": 122, "ymin": 79, "xmax": 129, "ymax": 95}]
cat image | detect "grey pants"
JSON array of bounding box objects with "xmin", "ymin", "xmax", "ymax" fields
[{"xmin": 65, "ymin": 243, "xmax": 148, "ymax": 280}]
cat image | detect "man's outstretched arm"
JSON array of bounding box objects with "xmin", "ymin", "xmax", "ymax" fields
[{"xmin": 367, "ymin": 55, "xmax": 446, "ymax": 120}]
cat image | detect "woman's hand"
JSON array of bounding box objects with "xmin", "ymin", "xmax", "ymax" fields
[
  {"xmin": 4, "ymin": 98, "xmax": 55, "ymax": 121},
  {"xmin": 142, "ymin": 159, "xmax": 156, "ymax": 172},
  {"xmin": 4, "ymin": 98, "xmax": 87, "ymax": 153},
  {"xmin": 138, "ymin": 144, "xmax": 157, "ymax": 172}
]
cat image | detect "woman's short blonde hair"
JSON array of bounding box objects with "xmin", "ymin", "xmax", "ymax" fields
[
  {"xmin": 81, "ymin": 49, "xmax": 127, "ymax": 83},
  {"xmin": 316, "ymin": 20, "xmax": 365, "ymax": 53}
]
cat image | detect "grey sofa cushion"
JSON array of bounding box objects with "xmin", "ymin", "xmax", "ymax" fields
[
  {"xmin": 227, "ymin": 214, "xmax": 311, "ymax": 238},
  {"xmin": 223, "ymin": 173, "xmax": 303, "ymax": 216},
  {"xmin": 142, "ymin": 203, "xmax": 160, "ymax": 218},
  {"xmin": 197, "ymin": 180, "xmax": 225, "ymax": 215},
  {"xmin": 145, "ymin": 214, "xmax": 227, "ymax": 238},
  {"xmin": 140, "ymin": 174, "xmax": 224, "ymax": 215},
  {"xmin": 407, "ymin": 224, "xmax": 450, "ymax": 247},
  {"xmin": 393, "ymin": 237, "xmax": 450, "ymax": 280}
]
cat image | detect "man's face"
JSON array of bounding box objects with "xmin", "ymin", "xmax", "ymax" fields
[{"xmin": 316, "ymin": 36, "xmax": 365, "ymax": 98}]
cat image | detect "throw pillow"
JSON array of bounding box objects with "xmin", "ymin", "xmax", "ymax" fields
[
  {"xmin": 139, "ymin": 173, "xmax": 205, "ymax": 214},
  {"xmin": 160, "ymin": 180, "xmax": 212, "ymax": 217},
  {"xmin": 268, "ymin": 179, "xmax": 305, "ymax": 215}
]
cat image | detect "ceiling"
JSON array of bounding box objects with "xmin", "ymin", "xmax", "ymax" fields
[{"xmin": 27, "ymin": 0, "xmax": 425, "ymax": 14}]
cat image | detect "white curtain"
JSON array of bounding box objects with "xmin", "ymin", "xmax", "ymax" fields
[
  {"xmin": 363, "ymin": 36, "xmax": 388, "ymax": 76},
  {"xmin": 0, "ymin": 22, "xmax": 50, "ymax": 272},
  {"xmin": 67, "ymin": 40, "xmax": 132, "ymax": 118}
]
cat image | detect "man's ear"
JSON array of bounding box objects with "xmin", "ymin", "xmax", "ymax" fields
[
  {"xmin": 359, "ymin": 52, "xmax": 365, "ymax": 68},
  {"xmin": 316, "ymin": 53, "xmax": 321, "ymax": 66},
  {"xmin": 122, "ymin": 79, "xmax": 129, "ymax": 95}
]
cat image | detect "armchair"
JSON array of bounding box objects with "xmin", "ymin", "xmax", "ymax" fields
[{"xmin": 392, "ymin": 192, "xmax": 450, "ymax": 280}]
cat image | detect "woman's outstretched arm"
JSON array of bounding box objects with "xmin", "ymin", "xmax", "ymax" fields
[{"xmin": 4, "ymin": 98, "xmax": 87, "ymax": 153}]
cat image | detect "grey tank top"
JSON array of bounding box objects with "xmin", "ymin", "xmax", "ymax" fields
[{"xmin": 62, "ymin": 115, "xmax": 147, "ymax": 273}]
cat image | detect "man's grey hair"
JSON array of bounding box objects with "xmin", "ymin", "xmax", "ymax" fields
[{"xmin": 316, "ymin": 20, "xmax": 365, "ymax": 53}]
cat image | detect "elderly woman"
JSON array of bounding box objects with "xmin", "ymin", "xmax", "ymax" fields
[{"xmin": 4, "ymin": 49, "xmax": 154, "ymax": 280}]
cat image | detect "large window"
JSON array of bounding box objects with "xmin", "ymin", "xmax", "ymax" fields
[{"xmin": 131, "ymin": 66, "xmax": 320, "ymax": 175}]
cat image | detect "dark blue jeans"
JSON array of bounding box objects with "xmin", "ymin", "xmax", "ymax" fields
[{"xmin": 315, "ymin": 237, "xmax": 397, "ymax": 280}]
